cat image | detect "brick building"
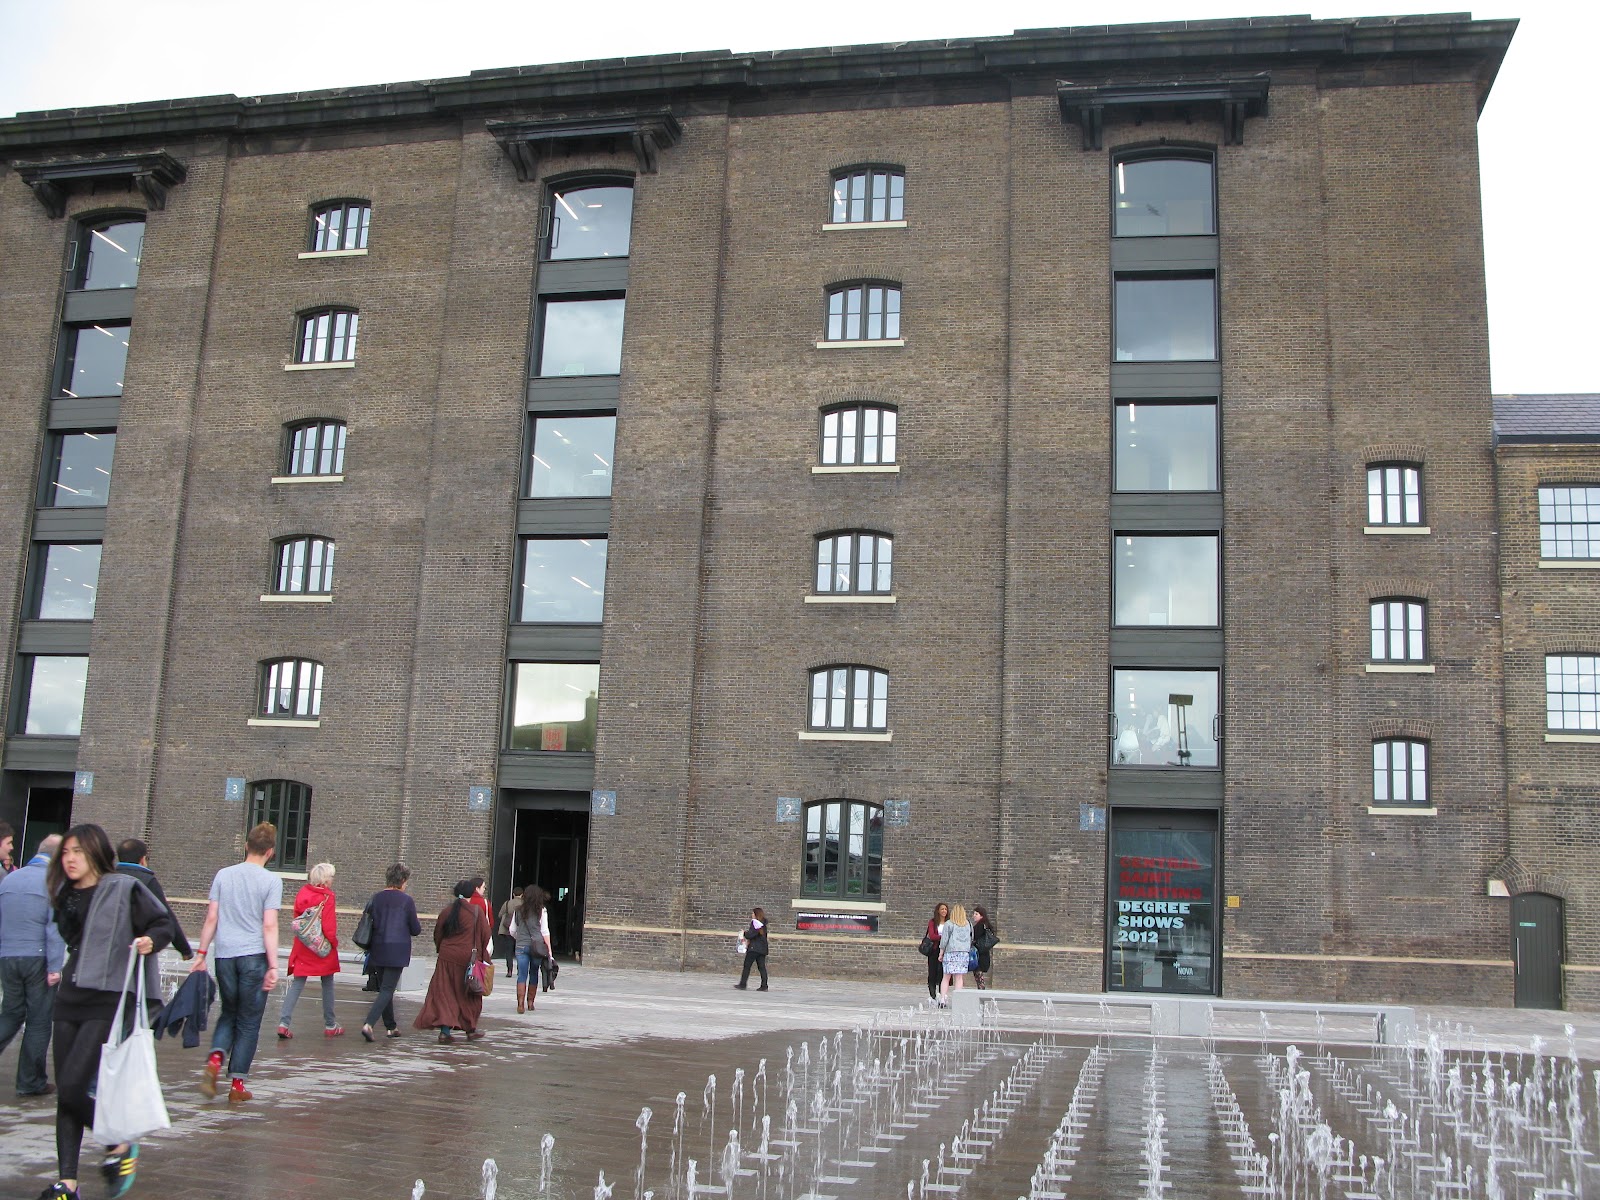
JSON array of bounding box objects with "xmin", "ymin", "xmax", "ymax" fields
[{"xmin": 1, "ymin": 14, "xmax": 1554, "ymax": 1005}]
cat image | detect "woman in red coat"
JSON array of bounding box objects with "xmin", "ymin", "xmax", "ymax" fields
[
  {"xmin": 277, "ymin": 862, "xmax": 342, "ymax": 1038},
  {"xmin": 414, "ymin": 879, "xmax": 492, "ymax": 1042}
]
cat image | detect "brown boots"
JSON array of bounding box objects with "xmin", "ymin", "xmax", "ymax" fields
[{"xmin": 516, "ymin": 983, "xmax": 529, "ymax": 1013}]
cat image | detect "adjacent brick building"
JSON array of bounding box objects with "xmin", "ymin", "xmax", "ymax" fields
[{"xmin": 4, "ymin": 13, "xmax": 1567, "ymax": 1006}]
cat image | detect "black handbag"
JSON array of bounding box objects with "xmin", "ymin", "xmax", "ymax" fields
[
  {"xmin": 918, "ymin": 934, "xmax": 938, "ymax": 958},
  {"xmin": 352, "ymin": 902, "xmax": 375, "ymax": 950}
]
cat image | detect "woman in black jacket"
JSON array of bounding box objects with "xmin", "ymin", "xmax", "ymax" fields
[
  {"xmin": 971, "ymin": 905, "xmax": 999, "ymax": 990},
  {"xmin": 734, "ymin": 907, "xmax": 770, "ymax": 991}
]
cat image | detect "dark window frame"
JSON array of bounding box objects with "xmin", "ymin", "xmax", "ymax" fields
[
  {"xmin": 259, "ymin": 657, "xmax": 324, "ymax": 719},
  {"xmin": 1110, "ymin": 146, "xmax": 1217, "ymax": 238},
  {"xmin": 829, "ymin": 165, "xmax": 906, "ymax": 224},
  {"xmin": 12, "ymin": 653, "xmax": 89, "ymax": 737},
  {"xmin": 1546, "ymin": 654, "xmax": 1600, "ymax": 733},
  {"xmin": 40, "ymin": 429, "xmax": 116, "ymax": 508},
  {"xmin": 541, "ymin": 173, "xmax": 636, "ymax": 261},
  {"xmin": 1537, "ymin": 484, "xmax": 1600, "ymax": 560},
  {"xmin": 515, "ymin": 535, "xmax": 609, "ymax": 624},
  {"xmin": 801, "ymin": 799, "xmax": 885, "ymax": 900},
  {"xmin": 54, "ymin": 320, "xmax": 132, "ymax": 398},
  {"xmin": 1112, "ymin": 398, "xmax": 1220, "ymax": 493},
  {"xmin": 294, "ymin": 307, "xmax": 360, "ymax": 364},
  {"xmin": 272, "ymin": 536, "xmax": 336, "ymax": 595},
  {"xmin": 1370, "ymin": 597, "xmax": 1428, "ymax": 663},
  {"xmin": 1373, "ymin": 738, "xmax": 1428, "ymax": 807},
  {"xmin": 523, "ymin": 410, "xmax": 617, "ymax": 498},
  {"xmin": 308, "ymin": 199, "xmax": 371, "ymax": 253},
  {"xmin": 815, "ymin": 531, "xmax": 894, "ymax": 595},
  {"xmin": 819, "ymin": 403, "xmax": 898, "ymax": 467},
  {"xmin": 807, "ymin": 664, "xmax": 890, "ymax": 733},
  {"xmin": 284, "ymin": 420, "xmax": 347, "ymax": 477},
  {"xmin": 1112, "ymin": 271, "xmax": 1218, "ymax": 363},
  {"xmin": 68, "ymin": 211, "xmax": 146, "ymax": 290},
  {"xmin": 824, "ymin": 281, "xmax": 902, "ymax": 343},
  {"xmin": 1367, "ymin": 462, "xmax": 1425, "ymax": 527},
  {"xmin": 534, "ymin": 292, "xmax": 626, "ymax": 378},
  {"xmin": 248, "ymin": 779, "xmax": 312, "ymax": 871},
  {"xmin": 27, "ymin": 541, "xmax": 102, "ymax": 621}
]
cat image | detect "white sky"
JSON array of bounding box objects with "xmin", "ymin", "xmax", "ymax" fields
[{"xmin": 0, "ymin": 0, "xmax": 1588, "ymax": 394}]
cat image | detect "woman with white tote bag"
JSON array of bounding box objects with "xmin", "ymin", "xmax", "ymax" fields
[{"xmin": 39, "ymin": 824, "xmax": 175, "ymax": 1200}]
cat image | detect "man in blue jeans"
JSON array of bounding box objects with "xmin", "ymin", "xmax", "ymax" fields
[
  {"xmin": 191, "ymin": 822, "xmax": 282, "ymax": 1103},
  {"xmin": 0, "ymin": 834, "xmax": 65, "ymax": 1097}
]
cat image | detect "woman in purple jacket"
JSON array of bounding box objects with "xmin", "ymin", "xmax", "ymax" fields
[{"xmin": 358, "ymin": 863, "xmax": 421, "ymax": 1042}]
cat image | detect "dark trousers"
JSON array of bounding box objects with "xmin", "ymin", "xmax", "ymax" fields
[
  {"xmin": 926, "ymin": 950, "xmax": 943, "ymax": 998},
  {"xmin": 0, "ymin": 955, "xmax": 55, "ymax": 1094},
  {"xmin": 739, "ymin": 952, "xmax": 769, "ymax": 988},
  {"xmin": 52, "ymin": 1014, "xmax": 115, "ymax": 1180},
  {"xmin": 212, "ymin": 953, "xmax": 269, "ymax": 1079},
  {"xmin": 363, "ymin": 966, "xmax": 404, "ymax": 1031}
]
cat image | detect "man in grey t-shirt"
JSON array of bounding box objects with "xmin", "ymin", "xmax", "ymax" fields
[{"xmin": 191, "ymin": 822, "xmax": 282, "ymax": 1103}]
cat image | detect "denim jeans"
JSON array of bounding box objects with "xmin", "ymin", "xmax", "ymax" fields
[
  {"xmin": 363, "ymin": 966, "xmax": 403, "ymax": 1031},
  {"xmin": 0, "ymin": 956, "xmax": 55, "ymax": 1093},
  {"xmin": 514, "ymin": 945, "xmax": 545, "ymax": 986},
  {"xmin": 212, "ymin": 953, "xmax": 269, "ymax": 1079},
  {"xmin": 278, "ymin": 973, "xmax": 337, "ymax": 1030}
]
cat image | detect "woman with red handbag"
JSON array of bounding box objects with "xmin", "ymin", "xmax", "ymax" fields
[
  {"xmin": 414, "ymin": 880, "xmax": 491, "ymax": 1042},
  {"xmin": 276, "ymin": 862, "xmax": 341, "ymax": 1039}
]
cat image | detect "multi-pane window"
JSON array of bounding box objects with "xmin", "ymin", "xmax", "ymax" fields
[
  {"xmin": 43, "ymin": 432, "xmax": 115, "ymax": 507},
  {"xmin": 1114, "ymin": 275, "xmax": 1216, "ymax": 361},
  {"xmin": 59, "ymin": 322, "xmax": 131, "ymax": 396},
  {"xmin": 295, "ymin": 308, "xmax": 359, "ymax": 364},
  {"xmin": 18, "ymin": 656, "xmax": 88, "ymax": 736},
  {"xmin": 260, "ymin": 658, "xmax": 323, "ymax": 719},
  {"xmin": 537, "ymin": 296, "xmax": 625, "ymax": 376},
  {"xmin": 74, "ymin": 218, "xmax": 145, "ymax": 289},
  {"xmin": 1367, "ymin": 463, "xmax": 1423, "ymax": 527},
  {"xmin": 1111, "ymin": 669, "xmax": 1219, "ymax": 768},
  {"xmin": 248, "ymin": 780, "xmax": 312, "ymax": 871},
  {"xmin": 273, "ymin": 537, "xmax": 335, "ymax": 595},
  {"xmin": 1370, "ymin": 598, "xmax": 1426, "ymax": 662},
  {"xmin": 830, "ymin": 167, "xmax": 905, "ymax": 224},
  {"xmin": 547, "ymin": 184, "xmax": 633, "ymax": 259},
  {"xmin": 310, "ymin": 200, "xmax": 370, "ymax": 252},
  {"xmin": 816, "ymin": 532, "xmax": 893, "ymax": 595},
  {"xmin": 527, "ymin": 415, "xmax": 615, "ymax": 497},
  {"xmin": 1538, "ymin": 485, "xmax": 1600, "ymax": 559},
  {"xmin": 1546, "ymin": 655, "xmax": 1599, "ymax": 732},
  {"xmin": 1114, "ymin": 401, "xmax": 1217, "ymax": 492},
  {"xmin": 32, "ymin": 544, "xmax": 101, "ymax": 620},
  {"xmin": 518, "ymin": 537, "xmax": 608, "ymax": 623},
  {"xmin": 285, "ymin": 420, "xmax": 347, "ymax": 476},
  {"xmin": 808, "ymin": 666, "xmax": 889, "ymax": 732},
  {"xmin": 1373, "ymin": 739, "xmax": 1427, "ymax": 806},
  {"xmin": 509, "ymin": 662, "xmax": 600, "ymax": 751},
  {"xmin": 825, "ymin": 283, "xmax": 901, "ymax": 342},
  {"xmin": 820, "ymin": 405, "xmax": 897, "ymax": 467},
  {"xmin": 1113, "ymin": 155, "xmax": 1215, "ymax": 237},
  {"xmin": 802, "ymin": 800, "xmax": 884, "ymax": 899},
  {"xmin": 1113, "ymin": 534, "xmax": 1219, "ymax": 627}
]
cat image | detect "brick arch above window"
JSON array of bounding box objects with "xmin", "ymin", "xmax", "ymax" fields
[
  {"xmin": 1487, "ymin": 854, "xmax": 1571, "ymax": 900},
  {"xmin": 1361, "ymin": 442, "xmax": 1426, "ymax": 466},
  {"xmin": 1365, "ymin": 576, "xmax": 1432, "ymax": 601},
  {"xmin": 1370, "ymin": 716, "xmax": 1433, "ymax": 742}
]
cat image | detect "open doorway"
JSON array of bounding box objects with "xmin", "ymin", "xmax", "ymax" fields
[
  {"xmin": 506, "ymin": 799, "xmax": 589, "ymax": 959},
  {"xmin": 0, "ymin": 772, "xmax": 74, "ymax": 862}
]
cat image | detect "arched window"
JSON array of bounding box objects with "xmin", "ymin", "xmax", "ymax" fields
[
  {"xmin": 819, "ymin": 404, "xmax": 896, "ymax": 466},
  {"xmin": 830, "ymin": 166, "xmax": 904, "ymax": 224},
  {"xmin": 248, "ymin": 779, "xmax": 312, "ymax": 870},
  {"xmin": 808, "ymin": 665, "xmax": 888, "ymax": 732},
  {"xmin": 285, "ymin": 420, "xmax": 347, "ymax": 476},
  {"xmin": 1367, "ymin": 462, "xmax": 1424, "ymax": 527},
  {"xmin": 824, "ymin": 282, "xmax": 901, "ymax": 343},
  {"xmin": 1370, "ymin": 598, "xmax": 1426, "ymax": 662},
  {"xmin": 260, "ymin": 658, "xmax": 324, "ymax": 719},
  {"xmin": 1113, "ymin": 152, "xmax": 1215, "ymax": 237},
  {"xmin": 295, "ymin": 307, "xmax": 359, "ymax": 364},
  {"xmin": 309, "ymin": 200, "xmax": 370, "ymax": 252},
  {"xmin": 802, "ymin": 800, "xmax": 884, "ymax": 899},
  {"xmin": 545, "ymin": 180, "xmax": 634, "ymax": 260},
  {"xmin": 1373, "ymin": 739, "xmax": 1427, "ymax": 807},
  {"xmin": 73, "ymin": 215, "xmax": 145, "ymax": 289},
  {"xmin": 273, "ymin": 537, "xmax": 335, "ymax": 595},
  {"xmin": 816, "ymin": 532, "xmax": 892, "ymax": 595}
]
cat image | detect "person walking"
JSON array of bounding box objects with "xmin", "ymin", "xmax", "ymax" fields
[
  {"xmin": 970, "ymin": 905, "xmax": 998, "ymax": 990},
  {"xmin": 114, "ymin": 840, "xmax": 192, "ymax": 960},
  {"xmin": 190, "ymin": 823, "xmax": 282, "ymax": 1104},
  {"xmin": 938, "ymin": 903, "xmax": 973, "ymax": 1007},
  {"xmin": 733, "ymin": 907, "xmax": 770, "ymax": 991},
  {"xmin": 923, "ymin": 903, "xmax": 949, "ymax": 1001},
  {"xmin": 0, "ymin": 834, "xmax": 65, "ymax": 1098},
  {"xmin": 276, "ymin": 862, "xmax": 341, "ymax": 1039},
  {"xmin": 359, "ymin": 864, "xmax": 421, "ymax": 1042},
  {"xmin": 414, "ymin": 880, "xmax": 490, "ymax": 1042},
  {"xmin": 496, "ymin": 886, "xmax": 523, "ymax": 978},
  {"xmin": 39, "ymin": 824, "xmax": 175, "ymax": 1200},
  {"xmin": 508, "ymin": 886, "xmax": 551, "ymax": 1014}
]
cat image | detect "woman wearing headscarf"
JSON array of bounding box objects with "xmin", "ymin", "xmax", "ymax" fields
[{"xmin": 414, "ymin": 879, "xmax": 491, "ymax": 1042}]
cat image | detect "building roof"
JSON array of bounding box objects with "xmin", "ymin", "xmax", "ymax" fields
[{"xmin": 1493, "ymin": 394, "xmax": 1600, "ymax": 444}]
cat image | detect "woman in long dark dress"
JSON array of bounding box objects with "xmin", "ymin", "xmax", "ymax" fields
[{"xmin": 414, "ymin": 880, "xmax": 491, "ymax": 1042}]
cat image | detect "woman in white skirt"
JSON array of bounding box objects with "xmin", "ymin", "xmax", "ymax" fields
[{"xmin": 938, "ymin": 903, "xmax": 973, "ymax": 1007}]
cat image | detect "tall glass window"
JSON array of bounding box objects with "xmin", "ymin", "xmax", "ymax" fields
[
  {"xmin": 1113, "ymin": 535, "xmax": 1219, "ymax": 627},
  {"xmin": 820, "ymin": 405, "xmax": 897, "ymax": 466},
  {"xmin": 1114, "ymin": 401, "xmax": 1217, "ymax": 492},
  {"xmin": 33, "ymin": 544, "xmax": 101, "ymax": 619},
  {"xmin": 509, "ymin": 663, "xmax": 600, "ymax": 751},
  {"xmin": 43, "ymin": 432, "xmax": 115, "ymax": 507},
  {"xmin": 527, "ymin": 415, "xmax": 616, "ymax": 497},
  {"xmin": 547, "ymin": 184, "xmax": 633, "ymax": 260},
  {"xmin": 1373, "ymin": 739, "xmax": 1427, "ymax": 806},
  {"xmin": 1546, "ymin": 655, "xmax": 1599, "ymax": 732},
  {"xmin": 248, "ymin": 780, "xmax": 312, "ymax": 871},
  {"xmin": 1111, "ymin": 669, "xmax": 1219, "ymax": 768},
  {"xmin": 518, "ymin": 538, "xmax": 608, "ymax": 623},
  {"xmin": 60, "ymin": 323, "xmax": 131, "ymax": 396},
  {"xmin": 802, "ymin": 800, "xmax": 884, "ymax": 899},
  {"xmin": 1370, "ymin": 599, "xmax": 1426, "ymax": 662},
  {"xmin": 537, "ymin": 297, "xmax": 625, "ymax": 376},
  {"xmin": 1114, "ymin": 276, "xmax": 1216, "ymax": 361},
  {"xmin": 1113, "ymin": 156, "xmax": 1215, "ymax": 237},
  {"xmin": 76, "ymin": 218, "xmax": 145, "ymax": 289},
  {"xmin": 1367, "ymin": 464, "xmax": 1423, "ymax": 526},
  {"xmin": 20, "ymin": 656, "xmax": 89, "ymax": 736}
]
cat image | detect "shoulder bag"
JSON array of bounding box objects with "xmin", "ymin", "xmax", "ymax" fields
[
  {"xmin": 293, "ymin": 898, "xmax": 331, "ymax": 957},
  {"xmin": 352, "ymin": 899, "xmax": 375, "ymax": 950},
  {"xmin": 918, "ymin": 933, "xmax": 938, "ymax": 958}
]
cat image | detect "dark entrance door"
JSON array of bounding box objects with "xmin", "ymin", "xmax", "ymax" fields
[
  {"xmin": 1105, "ymin": 807, "xmax": 1220, "ymax": 996},
  {"xmin": 23, "ymin": 785, "xmax": 73, "ymax": 860},
  {"xmin": 511, "ymin": 806, "xmax": 589, "ymax": 958},
  {"xmin": 1512, "ymin": 892, "xmax": 1563, "ymax": 1009}
]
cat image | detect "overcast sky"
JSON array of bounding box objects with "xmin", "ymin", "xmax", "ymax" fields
[{"xmin": 0, "ymin": 0, "xmax": 1587, "ymax": 395}]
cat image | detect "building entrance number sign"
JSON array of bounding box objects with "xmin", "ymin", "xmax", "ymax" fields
[{"xmin": 224, "ymin": 776, "xmax": 246, "ymax": 802}]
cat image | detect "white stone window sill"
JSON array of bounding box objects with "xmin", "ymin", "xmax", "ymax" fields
[
  {"xmin": 1365, "ymin": 663, "xmax": 1435, "ymax": 673},
  {"xmin": 273, "ymin": 869, "xmax": 310, "ymax": 880},
  {"xmin": 247, "ymin": 717, "xmax": 321, "ymax": 728},
  {"xmin": 284, "ymin": 360, "xmax": 355, "ymax": 372},
  {"xmin": 270, "ymin": 474, "xmax": 344, "ymax": 485},
  {"xmin": 298, "ymin": 248, "xmax": 369, "ymax": 259},
  {"xmin": 1539, "ymin": 560, "xmax": 1600, "ymax": 569},
  {"xmin": 260, "ymin": 594, "xmax": 333, "ymax": 604},
  {"xmin": 1546, "ymin": 733, "xmax": 1600, "ymax": 743},
  {"xmin": 821, "ymin": 220, "xmax": 907, "ymax": 232},
  {"xmin": 797, "ymin": 730, "xmax": 892, "ymax": 743},
  {"xmin": 812, "ymin": 464, "xmax": 899, "ymax": 475},
  {"xmin": 790, "ymin": 898, "xmax": 887, "ymax": 913},
  {"xmin": 1363, "ymin": 525, "xmax": 1430, "ymax": 536},
  {"xmin": 816, "ymin": 339, "xmax": 905, "ymax": 350},
  {"xmin": 805, "ymin": 594, "xmax": 895, "ymax": 605},
  {"xmin": 1367, "ymin": 806, "xmax": 1438, "ymax": 816}
]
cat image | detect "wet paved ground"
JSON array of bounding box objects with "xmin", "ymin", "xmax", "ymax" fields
[{"xmin": 4, "ymin": 964, "xmax": 1600, "ymax": 1200}]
